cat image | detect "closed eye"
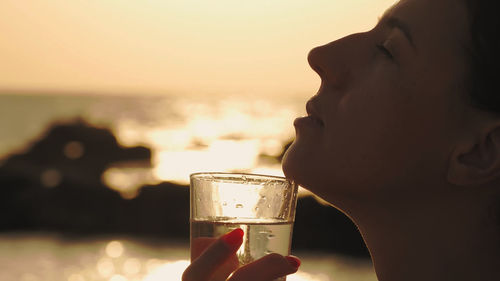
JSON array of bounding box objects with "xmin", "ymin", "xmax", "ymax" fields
[{"xmin": 376, "ymin": 44, "xmax": 393, "ymax": 60}]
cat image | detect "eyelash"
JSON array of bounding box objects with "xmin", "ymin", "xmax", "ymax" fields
[{"xmin": 376, "ymin": 44, "xmax": 393, "ymax": 60}]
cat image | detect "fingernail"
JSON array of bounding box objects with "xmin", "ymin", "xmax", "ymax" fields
[
  {"xmin": 285, "ymin": 256, "xmax": 301, "ymax": 269},
  {"xmin": 221, "ymin": 228, "xmax": 244, "ymax": 247}
]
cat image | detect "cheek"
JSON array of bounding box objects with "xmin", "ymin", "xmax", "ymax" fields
[
  {"xmin": 321, "ymin": 88, "xmax": 429, "ymax": 188},
  {"xmin": 335, "ymin": 85, "xmax": 451, "ymax": 183}
]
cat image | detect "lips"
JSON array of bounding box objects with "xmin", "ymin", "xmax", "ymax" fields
[
  {"xmin": 293, "ymin": 100, "xmax": 324, "ymax": 128},
  {"xmin": 305, "ymin": 100, "xmax": 324, "ymax": 126},
  {"xmin": 306, "ymin": 115, "xmax": 324, "ymax": 126}
]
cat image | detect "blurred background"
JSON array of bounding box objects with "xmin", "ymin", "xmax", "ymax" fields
[{"xmin": 0, "ymin": 1, "xmax": 395, "ymax": 280}]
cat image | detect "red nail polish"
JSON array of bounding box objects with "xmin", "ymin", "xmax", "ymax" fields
[
  {"xmin": 221, "ymin": 228, "xmax": 244, "ymax": 247},
  {"xmin": 285, "ymin": 256, "xmax": 301, "ymax": 268}
]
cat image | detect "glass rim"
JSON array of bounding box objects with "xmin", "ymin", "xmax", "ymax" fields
[{"xmin": 189, "ymin": 172, "xmax": 292, "ymax": 183}]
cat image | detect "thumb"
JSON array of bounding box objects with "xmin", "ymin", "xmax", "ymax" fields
[{"xmin": 228, "ymin": 253, "xmax": 301, "ymax": 281}]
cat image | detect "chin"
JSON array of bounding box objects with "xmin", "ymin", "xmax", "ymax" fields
[
  {"xmin": 281, "ymin": 140, "xmax": 299, "ymax": 180},
  {"xmin": 282, "ymin": 139, "xmax": 315, "ymax": 189},
  {"xmin": 282, "ymin": 139, "xmax": 345, "ymax": 208}
]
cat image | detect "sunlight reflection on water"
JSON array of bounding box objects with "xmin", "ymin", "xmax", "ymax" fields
[
  {"xmin": 107, "ymin": 96, "xmax": 300, "ymax": 187},
  {"xmin": 0, "ymin": 234, "xmax": 376, "ymax": 281},
  {"xmin": 1, "ymin": 94, "xmax": 306, "ymax": 198}
]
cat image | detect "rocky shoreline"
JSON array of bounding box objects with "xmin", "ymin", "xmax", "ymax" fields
[{"xmin": 0, "ymin": 120, "xmax": 369, "ymax": 257}]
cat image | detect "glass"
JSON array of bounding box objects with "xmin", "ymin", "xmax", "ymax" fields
[{"xmin": 190, "ymin": 172, "xmax": 299, "ymax": 281}]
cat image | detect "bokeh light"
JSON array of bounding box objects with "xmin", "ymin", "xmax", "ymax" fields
[
  {"xmin": 123, "ymin": 258, "xmax": 141, "ymax": 276},
  {"xmin": 63, "ymin": 141, "xmax": 85, "ymax": 159},
  {"xmin": 96, "ymin": 257, "xmax": 115, "ymax": 277},
  {"xmin": 108, "ymin": 274, "xmax": 127, "ymax": 281},
  {"xmin": 142, "ymin": 260, "xmax": 190, "ymax": 281},
  {"xmin": 40, "ymin": 168, "xmax": 62, "ymax": 188},
  {"xmin": 105, "ymin": 241, "xmax": 124, "ymax": 258}
]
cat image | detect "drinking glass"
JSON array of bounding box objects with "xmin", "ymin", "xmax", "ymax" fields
[{"xmin": 190, "ymin": 172, "xmax": 299, "ymax": 281}]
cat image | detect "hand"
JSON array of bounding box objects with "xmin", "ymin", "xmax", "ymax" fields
[{"xmin": 182, "ymin": 228, "xmax": 301, "ymax": 281}]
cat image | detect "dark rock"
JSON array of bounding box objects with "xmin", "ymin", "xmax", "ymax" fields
[{"xmin": 1, "ymin": 119, "xmax": 151, "ymax": 187}]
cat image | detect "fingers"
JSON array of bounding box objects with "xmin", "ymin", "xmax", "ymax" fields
[
  {"xmin": 183, "ymin": 228, "xmax": 301, "ymax": 281},
  {"xmin": 228, "ymin": 253, "xmax": 301, "ymax": 281},
  {"xmin": 191, "ymin": 237, "xmax": 217, "ymax": 261},
  {"xmin": 183, "ymin": 228, "xmax": 244, "ymax": 281}
]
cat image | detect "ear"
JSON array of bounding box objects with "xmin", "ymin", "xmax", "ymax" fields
[{"xmin": 447, "ymin": 126, "xmax": 500, "ymax": 186}]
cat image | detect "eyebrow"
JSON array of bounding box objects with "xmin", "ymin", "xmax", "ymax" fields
[{"xmin": 379, "ymin": 16, "xmax": 417, "ymax": 52}]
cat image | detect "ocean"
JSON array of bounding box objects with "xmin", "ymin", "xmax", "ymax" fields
[
  {"xmin": 0, "ymin": 92, "xmax": 376, "ymax": 281},
  {"xmin": 0, "ymin": 92, "xmax": 305, "ymax": 186}
]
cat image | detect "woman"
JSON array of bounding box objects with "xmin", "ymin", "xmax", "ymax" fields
[{"xmin": 183, "ymin": 0, "xmax": 500, "ymax": 280}]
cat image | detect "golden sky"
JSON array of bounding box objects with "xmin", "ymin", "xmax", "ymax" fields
[{"xmin": 0, "ymin": 0, "xmax": 396, "ymax": 97}]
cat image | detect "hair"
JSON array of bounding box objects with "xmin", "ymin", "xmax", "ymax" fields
[
  {"xmin": 464, "ymin": 0, "xmax": 500, "ymax": 228},
  {"xmin": 464, "ymin": 0, "xmax": 500, "ymax": 112}
]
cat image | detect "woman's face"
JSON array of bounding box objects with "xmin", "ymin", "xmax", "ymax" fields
[{"xmin": 283, "ymin": 0, "xmax": 470, "ymax": 206}]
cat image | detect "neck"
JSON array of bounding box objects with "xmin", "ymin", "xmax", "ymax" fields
[{"xmin": 349, "ymin": 188, "xmax": 500, "ymax": 281}]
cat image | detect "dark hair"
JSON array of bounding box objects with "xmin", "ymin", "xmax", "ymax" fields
[
  {"xmin": 464, "ymin": 0, "xmax": 500, "ymax": 228},
  {"xmin": 464, "ymin": 0, "xmax": 500, "ymax": 112}
]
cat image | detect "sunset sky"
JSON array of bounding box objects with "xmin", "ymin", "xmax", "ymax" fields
[{"xmin": 0, "ymin": 0, "xmax": 396, "ymax": 97}]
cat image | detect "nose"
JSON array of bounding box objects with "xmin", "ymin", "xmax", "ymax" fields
[
  {"xmin": 307, "ymin": 46, "xmax": 326, "ymax": 78},
  {"xmin": 307, "ymin": 33, "xmax": 362, "ymax": 90}
]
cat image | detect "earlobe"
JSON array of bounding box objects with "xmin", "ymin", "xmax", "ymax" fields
[{"xmin": 447, "ymin": 127, "xmax": 500, "ymax": 186}]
